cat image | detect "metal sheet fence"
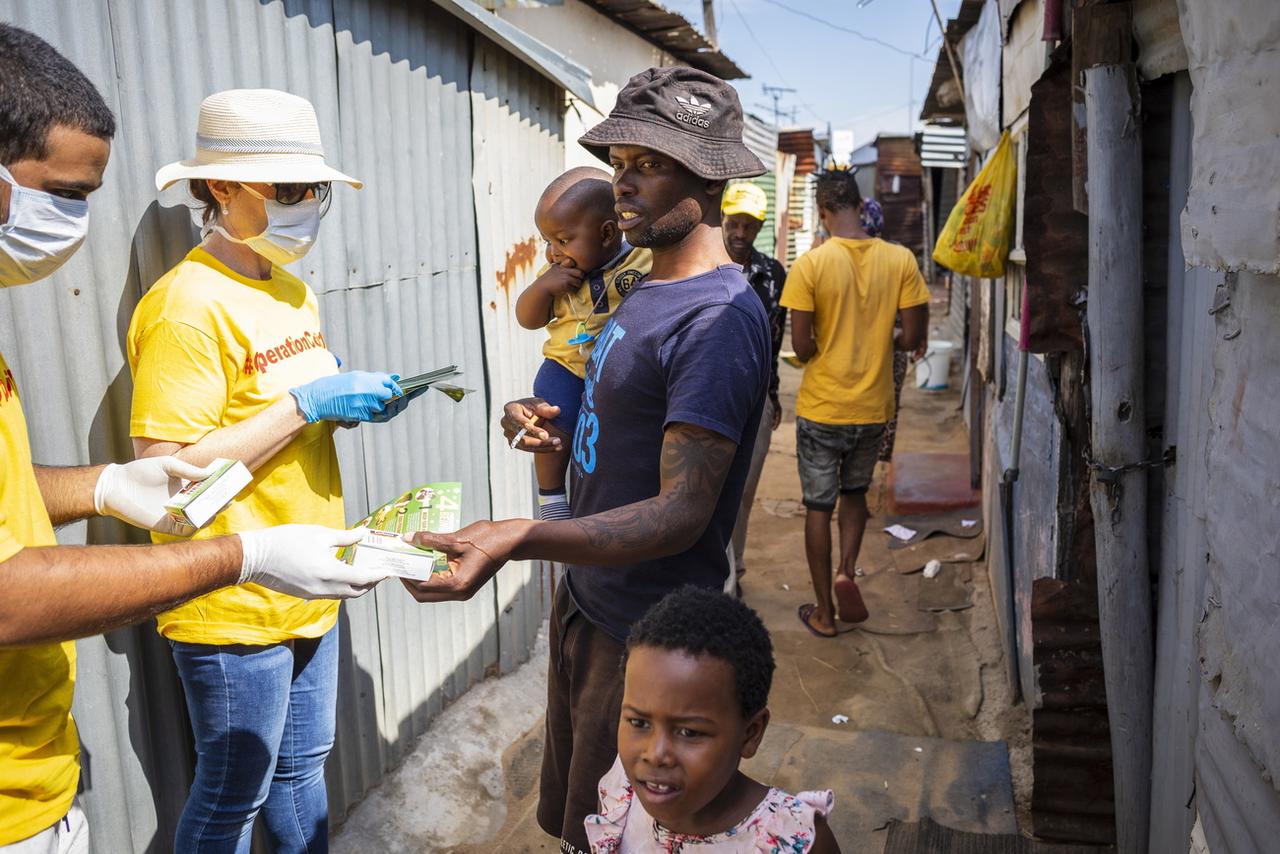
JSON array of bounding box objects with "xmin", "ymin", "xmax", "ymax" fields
[
  {"xmin": 469, "ymin": 37, "xmax": 563, "ymax": 674},
  {"xmin": 0, "ymin": 1, "xmax": 562, "ymax": 850}
]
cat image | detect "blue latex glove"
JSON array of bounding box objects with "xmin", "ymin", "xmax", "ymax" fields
[
  {"xmin": 290, "ymin": 371, "xmax": 403, "ymax": 423},
  {"xmin": 367, "ymin": 374, "xmax": 430, "ymax": 423}
]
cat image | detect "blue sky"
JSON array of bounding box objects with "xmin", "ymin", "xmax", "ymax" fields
[{"xmin": 661, "ymin": 0, "xmax": 963, "ymax": 153}]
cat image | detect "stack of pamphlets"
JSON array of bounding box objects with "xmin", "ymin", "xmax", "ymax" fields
[
  {"xmin": 163, "ymin": 458, "xmax": 252, "ymax": 529},
  {"xmin": 395, "ymin": 365, "xmax": 476, "ymax": 402},
  {"xmin": 339, "ymin": 482, "xmax": 462, "ymax": 581}
]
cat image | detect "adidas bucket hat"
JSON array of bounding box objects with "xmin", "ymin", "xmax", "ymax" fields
[{"xmin": 579, "ymin": 67, "xmax": 766, "ymax": 181}]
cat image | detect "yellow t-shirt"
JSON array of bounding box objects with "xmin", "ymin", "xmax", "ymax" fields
[
  {"xmin": 127, "ymin": 247, "xmax": 343, "ymax": 645},
  {"xmin": 543, "ymin": 246, "xmax": 651, "ymax": 378},
  {"xmin": 780, "ymin": 237, "xmax": 930, "ymax": 425},
  {"xmin": 0, "ymin": 354, "xmax": 78, "ymax": 845}
]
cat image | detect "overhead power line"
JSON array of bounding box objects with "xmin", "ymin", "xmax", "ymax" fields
[
  {"xmin": 726, "ymin": 0, "xmax": 826, "ymax": 125},
  {"xmin": 756, "ymin": 0, "xmax": 929, "ymax": 60}
]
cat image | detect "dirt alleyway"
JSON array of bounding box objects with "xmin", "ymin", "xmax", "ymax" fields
[
  {"xmin": 334, "ymin": 293, "xmax": 1031, "ymax": 852},
  {"xmin": 742, "ymin": 325, "xmax": 1032, "ymax": 836}
]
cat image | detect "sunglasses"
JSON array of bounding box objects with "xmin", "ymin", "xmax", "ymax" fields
[{"xmin": 271, "ymin": 182, "xmax": 332, "ymax": 206}]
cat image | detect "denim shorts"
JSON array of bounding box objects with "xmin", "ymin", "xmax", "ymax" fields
[
  {"xmin": 795, "ymin": 416, "xmax": 886, "ymax": 511},
  {"xmin": 533, "ymin": 358, "xmax": 586, "ymax": 436}
]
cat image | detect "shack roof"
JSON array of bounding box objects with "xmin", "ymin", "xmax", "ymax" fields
[
  {"xmin": 578, "ymin": 0, "xmax": 747, "ymax": 80},
  {"xmin": 436, "ymin": 0, "xmax": 597, "ymax": 106},
  {"xmin": 919, "ymin": 0, "xmax": 985, "ymax": 122}
]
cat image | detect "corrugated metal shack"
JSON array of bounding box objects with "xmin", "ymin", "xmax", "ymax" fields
[
  {"xmin": 921, "ymin": 1, "xmax": 1280, "ymax": 852},
  {"xmin": 739, "ymin": 114, "xmax": 782, "ymax": 258},
  {"xmin": 0, "ymin": 0, "xmax": 590, "ymax": 850},
  {"xmin": 872, "ymin": 135, "xmax": 925, "ymax": 261},
  {"xmin": 776, "ymin": 128, "xmax": 824, "ymax": 264}
]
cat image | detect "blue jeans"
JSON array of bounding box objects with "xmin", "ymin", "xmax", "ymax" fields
[{"xmin": 170, "ymin": 628, "xmax": 338, "ymax": 854}]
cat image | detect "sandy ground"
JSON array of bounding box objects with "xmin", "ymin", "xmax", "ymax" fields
[{"xmin": 333, "ymin": 292, "xmax": 1032, "ymax": 851}]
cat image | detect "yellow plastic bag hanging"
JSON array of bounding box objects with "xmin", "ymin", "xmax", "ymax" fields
[{"xmin": 933, "ymin": 131, "xmax": 1017, "ymax": 278}]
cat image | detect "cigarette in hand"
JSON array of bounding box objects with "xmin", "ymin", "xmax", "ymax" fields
[{"xmin": 510, "ymin": 414, "xmax": 544, "ymax": 450}]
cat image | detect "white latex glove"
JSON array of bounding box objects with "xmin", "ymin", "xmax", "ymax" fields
[
  {"xmin": 237, "ymin": 526, "xmax": 391, "ymax": 600},
  {"xmin": 94, "ymin": 457, "xmax": 220, "ymax": 536}
]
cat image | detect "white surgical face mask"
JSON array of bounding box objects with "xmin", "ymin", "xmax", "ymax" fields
[
  {"xmin": 214, "ymin": 184, "xmax": 321, "ymax": 266},
  {"xmin": 0, "ymin": 164, "xmax": 90, "ymax": 287}
]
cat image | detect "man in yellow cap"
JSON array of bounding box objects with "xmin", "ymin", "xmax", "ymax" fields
[{"xmin": 721, "ymin": 181, "xmax": 787, "ymax": 587}]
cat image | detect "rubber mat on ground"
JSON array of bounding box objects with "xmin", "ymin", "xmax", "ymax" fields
[
  {"xmin": 887, "ymin": 508, "xmax": 985, "ymax": 549},
  {"xmin": 892, "ymin": 534, "xmax": 987, "ymax": 574},
  {"xmin": 884, "ymin": 816, "xmax": 1110, "ymax": 853},
  {"xmin": 917, "ymin": 564, "xmax": 973, "ymax": 612},
  {"xmin": 746, "ymin": 727, "xmax": 1018, "ymax": 844},
  {"xmin": 853, "ymin": 569, "xmax": 938, "ymax": 635}
]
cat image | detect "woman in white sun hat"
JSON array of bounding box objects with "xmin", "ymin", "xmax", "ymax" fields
[{"xmin": 127, "ymin": 89, "xmax": 409, "ymax": 853}]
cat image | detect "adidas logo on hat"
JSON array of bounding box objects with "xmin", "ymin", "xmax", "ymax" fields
[{"xmin": 675, "ymin": 94, "xmax": 711, "ymax": 128}]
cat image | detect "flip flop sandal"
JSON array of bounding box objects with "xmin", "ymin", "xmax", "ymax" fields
[
  {"xmin": 834, "ymin": 575, "xmax": 870, "ymax": 623},
  {"xmin": 797, "ymin": 604, "xmax": 838, "ymax": 639}
]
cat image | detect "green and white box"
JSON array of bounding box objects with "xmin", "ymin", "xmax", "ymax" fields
[
  {"xmin": 340, "ymin": 482, "xmax": 462, "ymax": 581},
  {"xmin": 163, "ymin": 458, "xmax": 252, "ymax": 529}
]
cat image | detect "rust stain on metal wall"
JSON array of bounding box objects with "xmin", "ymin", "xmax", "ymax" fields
[
  {"xmin": 496, "ymin": 235, "xmax": 540, "ymax": 295},
  {"xmin": 1025, "ymin": 43, "xmax": 1086, "ymax": 352}
]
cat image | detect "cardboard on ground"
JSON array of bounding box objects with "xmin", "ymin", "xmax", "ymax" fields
[
  {"xmin": 340, "ymin": 482, "xmax": 462, "ymax": 581},
  {"xmin": 163, "ymin": 458, "xmax": 252, "ymax": 529}
]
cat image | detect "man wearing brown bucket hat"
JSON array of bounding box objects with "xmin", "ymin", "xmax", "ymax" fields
[{"xmin": 403, "ymin": 67, "xmax": 772, "ymax": 851}]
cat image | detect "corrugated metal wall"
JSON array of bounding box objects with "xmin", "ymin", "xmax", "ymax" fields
[
  {"xmin": 987, "ymin": 336, "xmax": 1062, "ymax": 704},
  {"xmin": 1193, "ymin": 265, "xmax": 1280, "ymax": 851},
  {"xmin": 746, "ymin": 172, "xmax": 778, "ymax": 259},
  {"xmin": 1, "ymin": 1, "xmax": 561, "ymax": 850},
  {"xmin": 1148, "ymin": 69, "xmax": 1280, "ymax": 853},
  {"xmin": 469, "ymin": 35, "xmax": 563, "ymax": 673}
]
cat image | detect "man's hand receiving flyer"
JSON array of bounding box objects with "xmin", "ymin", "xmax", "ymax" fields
[{"xmin": 338, "ymin": 482, "xmax": 462, "ymax": 580}]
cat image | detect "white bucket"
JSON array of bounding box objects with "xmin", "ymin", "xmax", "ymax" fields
[{"xmin": 915, "ymin": 340, "xmax": 955, "ymax": 390}]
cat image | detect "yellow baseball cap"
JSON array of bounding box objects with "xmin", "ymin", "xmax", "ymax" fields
[{"xmin": 722, "ymin": 182, "xmax": 768, "ymax": 221}]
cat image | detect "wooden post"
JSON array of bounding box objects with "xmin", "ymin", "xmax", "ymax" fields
[
  {"xmin": 929, "ymin": 0, "xmax": 965, "ymax": 105},
  {"xmin": 701, "ymin": 0, "xmax": 718, "ymax": 47},
  {"xmin": 1084, "ymin": 63, "xmax": 1152, "ymax": 854},
  {"xmin": 922, "ymin": 167, "xmax": 936, "ymax": 283}
]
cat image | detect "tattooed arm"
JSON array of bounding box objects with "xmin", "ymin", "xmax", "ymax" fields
[
  {"xmin": 563, "ymin": 422, "xmax": 735, "ymax": 558},
  {"xmin": 400, "ymin": 422, "xmax": 736, "ymax": 603}
]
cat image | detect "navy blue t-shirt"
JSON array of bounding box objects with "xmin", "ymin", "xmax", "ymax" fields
[{"xmin": 565, "ymin": 264, "xmax": 771, "ymax": 640}]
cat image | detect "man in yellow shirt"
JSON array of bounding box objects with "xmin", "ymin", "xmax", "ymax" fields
[
  {"xmin": 0, "ymin": 25, "xmax": 391, "ymax": 851},
  {"xmin": 780, "ymin": 169, "xmax": 929, "ymax": 638}
]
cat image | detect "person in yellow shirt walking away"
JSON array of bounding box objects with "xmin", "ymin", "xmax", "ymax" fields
[
  {"xmin": 0, "ymin": 27, "xmax": 393, "ymax": 854},
  {"xmin": 780, "ymin": 169, "xmax": 929, "ymax": 638},
  {"xmin": 514, "ymin": 166, "xmax": 651, "ymax": 521},
  {"xmin": 128, "ymin": 90, "xmax": 412, "ymax": 853}
]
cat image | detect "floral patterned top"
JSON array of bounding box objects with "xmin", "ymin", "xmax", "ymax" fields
[{"xmin": 585, "ymin": 757, "xmax": 834, "ymax": 853}]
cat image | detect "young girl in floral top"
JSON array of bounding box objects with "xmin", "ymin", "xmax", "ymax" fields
[{"xmin": 586, "ymin": 587, "xmax": 840, "ymax": 853}]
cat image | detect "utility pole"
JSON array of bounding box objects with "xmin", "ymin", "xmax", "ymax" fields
[
  {"xmin": 702, "ymin": 0, "xmax": 718, "ymax": 47},
  {"xmin": 907, "ymin": 56, "xmax": 914, "ymax": 134},
  {"xmin": 761, "ymin": 84, "xmax": 796, "ymax": 128},
  {"xmin": 1085, "ymin": 62, "xmax": 1152, "ymax": 854}
]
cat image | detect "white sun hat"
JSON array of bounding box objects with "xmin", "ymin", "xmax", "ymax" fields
[{"xmin": 155, "ymin": 89, "xmax": 362, "ymax": 191}]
